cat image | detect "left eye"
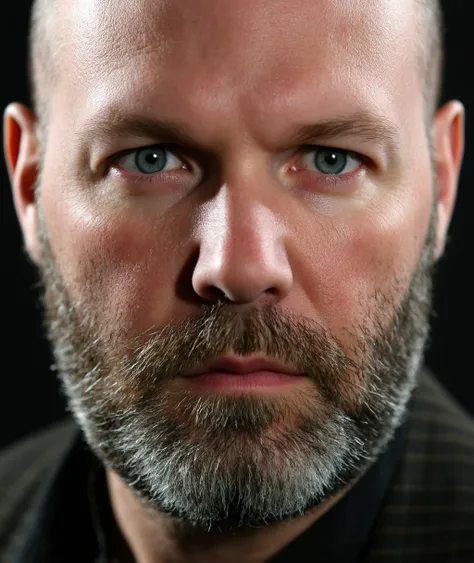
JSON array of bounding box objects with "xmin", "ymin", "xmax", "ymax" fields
[
  {"xmin": 300, "ymin": 147, "xmax": 361, "ymax": 175},
  {"xmin": 116, "ymin": 146, "xmax": 185, "ymax": 175}
]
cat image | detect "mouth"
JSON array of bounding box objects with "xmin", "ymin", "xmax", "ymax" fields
[
  {"xmin": 180, "ymin": 356, "xmax": 307, "ymax": 393},
  {"xmin": 182, "ymin": 370, "xmax": 307, "ymax": 392}
]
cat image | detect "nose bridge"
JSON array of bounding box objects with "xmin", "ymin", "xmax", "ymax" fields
[
  {"xmin": 221, "ymin": 180, "xmax": 282, "ymax": 265},
  {"xmin": 192, "ymin": 167, "xmax": 293, "ymax": 304}
]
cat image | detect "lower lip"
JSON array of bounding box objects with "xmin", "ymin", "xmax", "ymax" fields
[{"xmin": 182, "ymin": 371, "xmax": 306, "ymax": 392}]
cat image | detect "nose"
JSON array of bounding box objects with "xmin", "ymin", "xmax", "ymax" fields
[{"xmin": 192, "ymin": 186, "xmax": 293, "ymax": 305}]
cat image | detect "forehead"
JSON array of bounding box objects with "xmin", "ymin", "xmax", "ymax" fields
[{"xmin": 55, "ymin": 0, "xmax": 421, "ymax": 139}]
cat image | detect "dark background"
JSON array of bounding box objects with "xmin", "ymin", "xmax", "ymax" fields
[{"xmin": 1, "ymin": 1, "xmax": 472, "ymax": 450}]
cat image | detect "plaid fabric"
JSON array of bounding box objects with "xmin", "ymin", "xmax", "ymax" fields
[
  {"xmin": 1, "ymin": 369, "xmax": 473, "ymax": 563},
  {"xmin": 365, "ymin": 372, "xmax": 474, "ymax": 562}
]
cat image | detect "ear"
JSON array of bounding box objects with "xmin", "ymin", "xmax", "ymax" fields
[
  {"xmin": 3, "ymin": 103, "xmax": 42, "ymax": 266},
  {"xmin": 431, "ymin": 100, "xmax": 465, "ymax": 261}
]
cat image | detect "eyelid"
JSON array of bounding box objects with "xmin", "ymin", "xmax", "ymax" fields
[
  {"xmin": 104, "ymin": 143, "xmax": 208, "ymax": 189},
  {"xmin": 120, "ymin": 146, "xmax": 183, "ymax": 174},
  {"xmin": 291, "ymin": 145, "xmax": 368, "ymax": 176},
  {"xmin": 301, "ymin": 145, "xmax": 366, "ymax": 163},
  {"xmin": 110, "ymin": 144, "xmax": 185, "ymax": 166},
  {"xmin": 106, "ymin": 143, "xmax": 372, "ymax": 182}
]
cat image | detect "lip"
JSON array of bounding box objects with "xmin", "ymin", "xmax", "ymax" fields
[
  {"xmin": 182, "ymin": 370, "xmax": 306, "ymax": 392},
  {"xmin": 183, "ymin": 356, "xmax": 300, "ymax": 378}
]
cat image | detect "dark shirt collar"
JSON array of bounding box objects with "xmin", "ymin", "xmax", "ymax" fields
[{"xmin": 15, "ymin": 417, "xmax": 408, "ymax": 563}]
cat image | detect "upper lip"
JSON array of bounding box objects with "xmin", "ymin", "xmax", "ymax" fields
[{"xmin": 184, "ymin": 356, "xmax": 300, "ymax": 377}]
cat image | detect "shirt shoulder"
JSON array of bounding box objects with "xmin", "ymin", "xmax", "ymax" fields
[
  {"xmin": 0, "ymin": 419, "xmax": 77, "ymax": 560},
  {"xmin": 365, "ymin": 369, "xmax": 474, "ymax": 562}
]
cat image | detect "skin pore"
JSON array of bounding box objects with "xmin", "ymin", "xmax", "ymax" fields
[{"xmin": 4, "ymin": 0, "xmax": 464, "ymax": 562}]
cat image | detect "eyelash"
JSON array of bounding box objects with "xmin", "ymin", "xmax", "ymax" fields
[
  {"xmin": 108, "ymin": 145, "xmax": 189, "ymax": 184},
  {"xmin": 109, "ymin": 144, "xmax": 369, "ymax": 182},
  {"xmin": 297, "ymin": 146, "xmax": 365, "ymax": 174}
]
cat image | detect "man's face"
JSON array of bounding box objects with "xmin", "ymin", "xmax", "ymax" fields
[{"xmin": 36, "ymin": 0, "xmax": 436, "ymax": 529}]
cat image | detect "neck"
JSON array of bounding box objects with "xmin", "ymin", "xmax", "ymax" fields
[{"xmin": 105, "ymin": 470, "xmax": 357, "ymax": 563}]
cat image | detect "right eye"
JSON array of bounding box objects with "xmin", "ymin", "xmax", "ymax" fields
[{"xmin": 115, "ymin": 146, "xmax": 187, "ymax": 175}]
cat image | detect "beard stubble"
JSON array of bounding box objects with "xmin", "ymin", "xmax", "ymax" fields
[{"xmin": 36, "ymin": 200, "xmax": 436, "ymax": 531}]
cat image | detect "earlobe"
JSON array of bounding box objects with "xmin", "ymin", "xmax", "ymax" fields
[
  {"xmin": 432, "ymin": 100, "xmax": 465, "ymax": 261},
  {"xmin": 3, "ymin": 103, "xmax": 42, "ymax": 266}
]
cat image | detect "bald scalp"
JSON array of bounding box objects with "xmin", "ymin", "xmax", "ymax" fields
[
  {"xmin": 28, "ymin": 0, "xmax": 59, "ymax": 143},
  {"xmin": 416, "ymin": 0, "xmax": 445, "ymax": 119},
  {"xmin": 28, "ymin": 0, "xmax": 444, "ymax": 141}
]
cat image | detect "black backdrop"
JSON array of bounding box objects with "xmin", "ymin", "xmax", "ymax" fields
[{"xmin": 1, "ymin": 1, "xmax": 472, "ymax": 449}]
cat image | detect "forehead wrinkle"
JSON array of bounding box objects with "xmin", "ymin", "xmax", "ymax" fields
[
  {"xmin": 55, "ymin": 0, "xmax": 424, "ymax": 158},
  {"xmin": 72, "ymin": 43, "xmax": 406, "ymax": 161},
  {"xmin": 65, "ymin": 0, "xmax": 418, "ymax": 84},
  {"xmin": 66, "ymin": 0, "xmax": 167, "ymax": 82}
]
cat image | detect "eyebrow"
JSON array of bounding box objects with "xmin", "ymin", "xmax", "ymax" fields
[
  {"xmin": 77, "ymin": 110, "xmax": 197, "ymax": 149},
  {"xmin": 78, "ymin": 108, "xmax": 400, "ymax": 155},
  {"xmin": 288, "ymin": 113, "xmax": 400, "ymax": 153}
]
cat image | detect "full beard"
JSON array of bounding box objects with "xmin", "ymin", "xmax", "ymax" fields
[{"xmin": 37, "ymin": 206, "xmax": 436, "ymax": 532}]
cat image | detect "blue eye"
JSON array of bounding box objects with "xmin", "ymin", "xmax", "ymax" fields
[
  {"xmin": 303, "ymin": 148, "xmax": 361, "ymax": 175},
  {"xmin": 135, "ymin": 147, "xmax": 168, "ymax": 174},
  {"xmin": 117, "ymin": 147, "xmax": 184, "ymax": 175}
]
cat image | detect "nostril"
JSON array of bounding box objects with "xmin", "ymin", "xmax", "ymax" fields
[{"xmin": 203, "ymin": 285, "xmax": 227, "ymax": 301}]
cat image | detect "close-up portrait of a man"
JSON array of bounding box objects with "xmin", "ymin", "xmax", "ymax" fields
[{"xmin": 1, "ymin": 0, "xmax": 473, "ymax": 561}]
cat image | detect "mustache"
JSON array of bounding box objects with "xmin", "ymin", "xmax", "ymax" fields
[
  {"xmin": 53, "ymin": 292, "xmax": 353, "ymax": 390},
  {"xmin": 120, "ymin": 302, "xmax": 344, "ymax": 364},
  {"xmin": 90, "ymin": 301, "xmax": 355, "ymax": 404}
]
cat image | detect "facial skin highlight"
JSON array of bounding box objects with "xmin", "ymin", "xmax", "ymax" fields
[{"xmin": 4, "ymin": 0, "xmax": 465, "ymax": 560}]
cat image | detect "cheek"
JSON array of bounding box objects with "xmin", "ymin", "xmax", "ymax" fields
[
  {"xmin": 296, "ymin": 184, "xmax": 433, "ymax": 335},
  {"xmin": 43, "ymin": 196, "xmax": 184, "ymax": 337}
]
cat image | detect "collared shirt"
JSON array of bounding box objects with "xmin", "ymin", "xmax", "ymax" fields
[{"xmin": 14, "ymin": 417, "xmax": 408, "ymax": 563}]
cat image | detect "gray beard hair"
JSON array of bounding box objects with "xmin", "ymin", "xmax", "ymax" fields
[{"xmin": 37, "ymin": 205, "xmax": 436, "ymax": 532}]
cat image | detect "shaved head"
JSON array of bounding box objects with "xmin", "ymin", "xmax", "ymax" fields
[
  {"xmin": 416, "ymin": 0, "xmax": 445, "ymax": 117},
  {"xmin": 28, "ymin": 0, "xmax": 57, "ymax": 141},
  {"xmin": 28, "ymin": 0, "xmax": 444, "ymax": 141}
]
